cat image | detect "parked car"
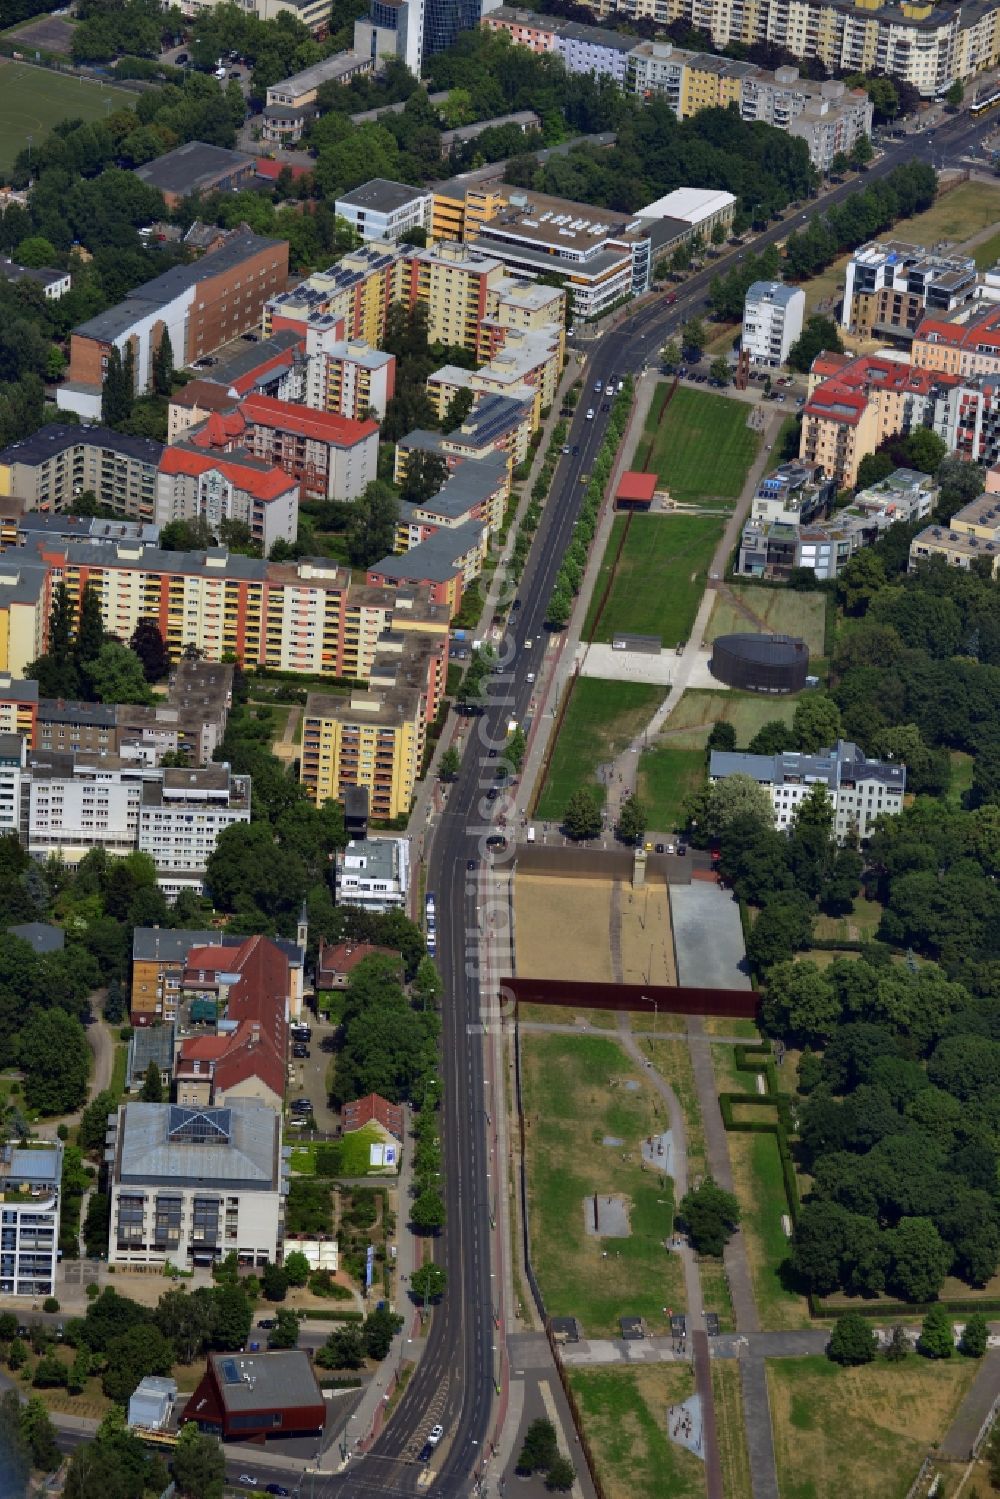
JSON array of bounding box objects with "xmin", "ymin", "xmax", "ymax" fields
[
  {"xmin": 256, "ymin": 1318, "xmax": 276, "ymax": 1330},
  {"xmin": 175, "ymin": 51, "xmax": 188, "ymax": 63},
  {"xmin": 428, "ymin": 1424, "xmax": 444, "ymax": 1447},
  {"xmin": 238, "ymin": 1478, "xmax": 258, "ymax": 1489}
]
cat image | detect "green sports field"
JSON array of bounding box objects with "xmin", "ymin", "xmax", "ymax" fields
[
  {"xmin": 0, "ymin": 61, "xmax": 135, "ymax": 175},
  {"xmin": 633, "ymin": 384, "xmax": 762, "ymax": 507}
]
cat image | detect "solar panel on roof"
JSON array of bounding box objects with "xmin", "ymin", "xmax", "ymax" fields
[{"xmin": 220, "ymin": 1358, "xmax": 241, "ymax": 1384}]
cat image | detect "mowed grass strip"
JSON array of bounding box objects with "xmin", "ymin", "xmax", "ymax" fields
[
  {"xmin": 766, "ymin": 1355, "xmax": 978, "ymax": 1499},
  {"xmin": 535, "ymin": 678, "xmax": 663, "ymax": 821},
  {"xmin": 521, "ymin": 1033, "xmax": 684, "ymax": 1334},
  {"xmin": 728, "ymin": 1129, "xmax": 811, "ymax": 1330},
  {"xmin": 0, "ymin": 62, "xmax": 136, "ymax": 174},
  {"xmin": 712, "ymin": 1362, "xmax": 751, "ymax": 1499},
  {"xmin": 637, "ymin": 744, "xmax": 705, "ymax": 834},
  {"xmin": 705, "ymin": 586, "xmax": 828, "ymax": 658},
  {"xmin": 590, "ymin": 513, "xmax": 723, "ymax": 647},
  {"xmin": 568, "ymin": 1365, "xmax": 706, "ymax": 1499},
  {"xmin": 636, "ymin": 385, "xmax": 762, "ymax": 506},
  {"xmin": 652, "ymin": 687, "xmax": 799, "ymax": 753}
]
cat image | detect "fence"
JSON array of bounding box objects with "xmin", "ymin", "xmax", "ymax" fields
[{"xmin": 506, "ymin": 974, "xmax": 758, "ymax": 1018}]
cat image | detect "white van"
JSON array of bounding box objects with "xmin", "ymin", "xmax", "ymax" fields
[{"xmin": 526, "ymin": 826, "xmax": 536, "ymax": 843}]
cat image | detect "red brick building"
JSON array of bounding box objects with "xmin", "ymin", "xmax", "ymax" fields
[{"xmin": 183, "ymin": 1351, "xmax": 325, "ymax": 1441}]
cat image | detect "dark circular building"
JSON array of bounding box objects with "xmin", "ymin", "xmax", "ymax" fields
[{"xmin": 709, "ymin": 633, "xmax": 808, "ymax": 694}]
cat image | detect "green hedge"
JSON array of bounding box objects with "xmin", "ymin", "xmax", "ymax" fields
[
  {"xmin": 298, "ymin": 1309, "xmax": 364, "ymax": 1322},
  {"xmin": 810, "ymin": 1295, "xmax": 1000, "ymax": 1320}
]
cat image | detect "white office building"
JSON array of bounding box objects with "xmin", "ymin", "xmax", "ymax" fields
[
  {"xmin": 742, "ymin": 282, "xmax": 805, "ymax": 368},
  {"xmin": 709, "ymin": 739, "xmax": 905, "ymax": 842},
  {"xmin": 0, "ymin": 732, "xmax": 26, "ymax": 838},
  {"xmin": 335, "ymin": 836, "xmax": 410, "ymax": 913},
  {"xmin": 0, "ymin": 1142, "xmax": 63, "ymax": 1298},
  {"xmin": 334, "ymin": 180, "xmax": 434, "ymax": 244},
  {"xmin": 106, "ymin": 1101, "xmax": 287, "ymax": 1270}
]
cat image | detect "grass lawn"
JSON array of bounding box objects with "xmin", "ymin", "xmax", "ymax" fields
[
  {"xmin": 767, "ymin": 1354, "xmax": 978, "ymax": 1499},
  {"xmin": 712, "ymin": 1362, "xmax": 751, "ymax": 1499},
  {"xmin": 521, "ymin": 1033, "xmax": 684, "ymax": 1334},
  {"xmin": 704, "ymin": 1016, "xmax": 760, "ymax": 1039},
  {"xmin": 705, "ymin": 587, "xmax": 827, "ymax": 658},
  {"xmin": 589, "ymin": 513, "xmax": 723, "ymax": 647},
  {"xmin": 974, "ymin": 228, "xmax": 1000, "ymax": 270},
  {"xmin": 568, "ymin": 1366, "xmax": 706, "ymax": 1499},
  {"xmin": 728, "ymin": 1130, "xmax": 810, "ymax": 1330},
  {"xmin": 0, "ymin": 61, "xmax": 135, "ymax": 175},
  {"xmin": 634, "ymin": 386, "xmax": 761, "ymax": 507},
  {"xmin": 813, "ymin": 895, "xmax": 883, "ymax": 943},
  {"xmin": 653, "ymin": 687, "xmax": 800, "ymax": 752},
  {"xmin": 109, "ymin": 1043, "xmax": 127, "ymax": 1100},
  {"xmin": 637, "ymin": 745, "xmax": 705, "ymax": 833},
  {"xmin": 535, "ymin": 678, "xmax": 664, "ymax": 820},
  {"xmin": 248, "ymin": 701, "xmax": 291, "ymax": 741},
  {"xmin": 947, "ymin": 749, "xmax": 974, "ymax": 808}
]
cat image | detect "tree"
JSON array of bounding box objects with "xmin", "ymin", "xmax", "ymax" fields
[
  {"xmin": 701, "ymin": 774, "xmax": 774, "ymax": 838},
  {"xmin": 709, "ymin": 356, "xmax": 731, "ymax": 387},
  {"xmin": 411, "ymin": 1262, "xmax": 446, "ymax": 1302},
  {"xmin": 617, "ymin": 794, "xmax": 647, "ymax": 844},
  {"xmin": 140, "ymin": 1061, "xmax": 163, "ymax": 1103},
  {"xmin": 18, "ymin": 1008, "xmax": 90, "ymax": 1114},
  {"xmin": 442, "ymin": 387, "xmax": 475, "ymax": 433},
  {"xmin": 283, "ymin": 1250, "xmax": 310, "ymax": 1288},
  {"xmin": 563, "ymin": 787, "xmax": 602, "ymax": 841},
  {"xmin": 316, "ymin": 1324, "xmax": 364, "ymax": 1370},
  {"xmin": 661, "ymin": 340, "xmax": 681, "ymax": 371},
  {"xmin": 945, "ymin": 78, "xmax": 964, "ymax": 107},
  {"xmin": 746, "ymin": 897, "xmax": 814, "ymax": 971},
  {"xmin": 400, "ymin": 449, "xmax": 448, "ymax": 505},
  {"xmin": 152, "ymin": 328, "xmax": 173, "ymax": 398},
  {"xmin": 830, "ymin": 150, "xmax": 850, "ymax": 177},
  {"xmin": 678, "ymin": 1178, "xmax": 741, "ymax": 1256},
  {"xmin": 438, "ymin": 746, "xmax": 460, "ymax": 781},
  {"xmin": 413, "ymin": 955, "xmax": 443, "ymax": 1011},
  {"xmin": 172, "ymin": 1423, "xmax": 226, "ymax": 1499},
  {"xmin": 211, "ymin": 1285, "xmax": 252, "ymax": 1351},
  {"xmin": 827, "ymin": 1312, "xmax": 877, "ymax": 1366},
  {"xmin": 855, "ymin": 451, "xmax": 896, "ymax": 490},
  {"xmin": 129, "ymin": 619, "xmax": 171, "ymax": 683},
  {"xmin": 269, "ymin": 1309, "xmax": 300, "ymax": 1349},
  {"xmin": 102, "ymin": 1322, "xmax": 174, "ymax": 1402},
  {"xmin": 155, "ymin": 1288, "xmax": 216, "ymax": 1365},
  {"xmin": 787, "ymin": 315, "xmax": 844, "ymax": 374},
  {"xmin": 364, "ymin": 1306, "xmax": 402, "ymax": 1359},
  {"xmin": 884, "ymin": 1325, "xmax": 909, "ymax": 1363},
  {"xmin": 959, "ymin": 1311, "xmax": 988, "ymax": 1358},
  {"xmin": 22, "ymin": 1395, "xmax": 60, "ymax": 1472},
  {"xmin": 747, "ymin": 720, "xmax": 794, "ymax": 755},
  {"xmin": 793, "ymin": 694, "xmax": 842, "ymax": 753},
  {"xmin": 348, "ymin": 481, "xmax": 400, "ymax": 567},
  {"xmin": 546, "ymin": 1457, "xmax": 576, "ymax": 1492},
  {"xmin": 261, "ymin": 1263, "xmax": 288, "ymax": 1302},
  {"xmin": 759, "ymin": 961, "xmax": 840, "ymax": 1044},
  {"xmin": 888, "ymin": 1217, "xmax": 951, "ymax": 1303},
  {"xmin": 681, "ymin": 318, "xmax": 706, "ymax": 359},
  {"xmin": 75, "ymin": 583, "xmax": 105, "ymax": 676},
  {"xmin": 87, "ymin": 643, "xmax": 154, "ymax": 705},
  {"xmin": 411, "ymin": 1188, "xmax": 446, "ymax": 1233},
  {"xmin": 917, "ymin": 1303, "xmax": 954, "ymax": 1359},
  {"xmin": 516, "ymin": 1419, "xmax": 559, "ymax": 1476},
  {"xmin": 101, "ymin": 345, "xmax": 133, "ymax": 428},
  {"xmin": 849, "ymin": 134, "xmax": 874, "ymax": 169},
  {"xmin": 903, "ymin": 426, "xmax": 947, "ymax": 475},
  {"xmin": 707, "ymin": 722, "xmax": 737, "ymax": 752}
]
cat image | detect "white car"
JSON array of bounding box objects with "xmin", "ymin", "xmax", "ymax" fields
[
  {"xmin": 586, "ymin": 408, "xmax": 594, "ymax": 420},
  {"xmin": 238, "ymin": 1478, "xmax": 259, "ymax": 1489},
  {"xmin": 617, "ymin": 379, "xmax": 624, "ymax": 392},
  {"xmin": 526, "ymin": 672, "xmax": 536, "ymax": 683},
  {"xmin": 428, "ymin": 1425, "xmax": 444, "ymax": 1448},
  {"xmin": 524, "ymin": 639, "xmax": 533, "ymax": 650}
]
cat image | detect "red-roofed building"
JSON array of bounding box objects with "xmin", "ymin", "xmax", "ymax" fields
[
  {"xmin": 801, "ymin": 351, "xmax": 958, "ymax": 486},
  {"xmin": 156, "ymin": 445, "xmax": 299, "ymax": 554},
  {"xmin": 316, "ymin": 939, "xmax": 402, "ymax": 990},
  {"xmin": 615, "ymin": 471, "xmax": 657, "ymax": 511},
  {"xmin": 342, "ymin": 1092, "xmax": 404, "ymax": 1141},
  {"xmin": 913, "ymin": 303, "xmax": 1000, "ymax": 381},
  {"xmin": 255, "ymin": 158, "xmax": 311, "ymax": 184},
  {"xmin": 174, "ymin": 934, "xmax": 290, "ymax": 1110}
]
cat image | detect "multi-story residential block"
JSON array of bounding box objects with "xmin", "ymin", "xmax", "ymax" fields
[
  {"xmin": 368, "ymin": 519, "xmax": 487, "ymax": 612},
  {"xmin": 130, "ymin": 926, "xmax": 304, "ymax": 1027},
  {"xmin": 738, "ymin": 69, "xmax": 872, "ymax": 170},
  {"xmin": 335, "ymin": 179, "xmax": 434, "ymax": 244},
  {"xmin": 106, "ymin": 1100, "xmax": 286, "ymax": 1270},
  {"xmin": 266, "ymin": 244, "xmax": 404, "ymax": 347},
  {"xmin": 0, "ymin": 674, "xmax": 38, "ymax": 743},
  {"xmin": 910, "ymin": 485, "xmax": 1000, "ymax": 576},
  {"xmin": 842, "ymin": 240, "xmax": 977, "ymax": 337},
  {"xmin": 263, "ymin": 51, "xmax": 372, "ymax": 140},
  {"xmin": 742, "ymin": 282, "xmax": 806, "ymax": 367},
  {"xmin": 912, "ymin": 301, "xmax": 1000, "ymax": 380},
  {"xmin": 0, "ymin": 557, "xmax": 48, "ymax": 676},
  {"xmin": 180, "ymin": 394, "xmax": 379, "ymax": 505},
  {"xmin": 750, "ymin": 459, "xmax": 837, "ymax": 527},
  {"xmin": 333, "ymin": 836, "xmax": 410, "ymax": 910},
  {"xmin": 404, "ymin": 239, "xmax": 507, "ymax": 351},
  {"xmin": 396, "ymin": 449, "xmax": 509, "ymax": 548},
  {"xmin": 709, "ymin": 739, "xmax": 906, "ymax": 841},
  {"xmin": 8, "ymin": 512, "xmax": 161, "ymax": 549},
  {"xmin": 800, "ymin": 350, "xmax": 954, "ymax": 486},
  {"xmin": 397, "ymin": 391, "xmax": 533, "ymax": 475},
  {"xmin": 157, "ymin": 446, "xmax": 299, "ymax": 552},
  {"xmin": 0, "ymin": 258, "xmax": 70, "ymax": 300},
  {"xmin": 482, "ymin": 5, "xmax": 561, "ymax": 48},
  {"xmin": 427, "ymin": 324, "xmax": 563, "ymax": 427},
  {"xmin": 167, "ymin": 330, "xmax": 307, "ymax": 442},
  {"xmin": 552, "ymin": 19, "xmax": 635, "ymax": 81},
  {"xmin": 0, "ymin": 425, "xmax": 163, "ymax": 521},
  {"xmin": 24, "ymin": 754, "xmax": 250, "ymax": 896},
  {"xmin": 302, "ymin": 684, "xmax": 423, "ymax": 821},
  {"xmin": 60, "ymin": 230, "xmax": 289, "ymax": 421},
  {"xmin": 172, "ymin": 934, "xmax": 291, "ymax": 1108},
  {"xmin": 303, "ymin": 328, "xmax": 396, "ymax": 419},
  {"xmin": 0, "ymin": 1141, "xmax": 62, "ymax": 1298},
  {"xmin": 179, "ymin": 0, "xmax": 332, "ymax": 32},
  {"xmin": 0, "ymin": 732, "xmax": 26, "ymax": 837}
]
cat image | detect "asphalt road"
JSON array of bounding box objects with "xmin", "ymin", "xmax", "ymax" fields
[{"xmin": 43, "ymin": 107, "xmax": 994, "ymax": 1499}]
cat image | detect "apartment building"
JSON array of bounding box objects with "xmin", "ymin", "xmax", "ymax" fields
[
  {"xmin": 800, "ymin": 350, "xmax": 954, "ymax": 485},
  {"xmin": 156, "ymin": 447, "xmax": 299, "ymax": 553},
  {"xmin": 0, "ymin": 557, "xmax": 47, "ymax": 676},
  {"xmin": 738, "ymin": 68, "xmax": 872, "ymax": 167},
  {"xmin": 750, "ymin": 460, "xmax": 837, "ymax": 526},
  {"xmin": 303, "ymin": 327, "xmax": 396, "ymax": 419},
  {"xmin": 427, "ymin": 324, "xmax": 563, "ymax": 426},
  {"xmin": 404, "ymin": 239, "xmax": 508, "ymax": 352},
  {"xmin": 130, "ymin": 925, "xmax": 304, "ymax": 1027},
  {"xmin": 0, "ymin": 733, "xmax": 26, "ymax": 837},
  {"xmin": 180, "ymin": 395, "xmax": 379, "ymax": 504},
  {"xmin": 482, "ymin": 5, "xmax": 561, "ymax": 48},
  {"xmin": 173, "ymin": 934, "xmax": 291, "ymax": 1109},
  {"xmin": 179, "ymin": 0, "xmax": 332, "ymax": 32},
  {"xmin": 333, "ymin": 836, "xmax": 410, "ymax": 910},
  {"xmin": 910, "ymin": 487, "xmax": 1000, "ymax": 576},
  {"xmin": 842, "ymin": 240, "xmax": 977, "ymax": 337},
  {"xmin": 912, "ymin": 301, "xmax": 1000, "ymax": 380},
  {"xmin": 168, "ymin": 330, "xmax": 308, "ymax": 441},
  {"xmin": 266, "ymin": 244, "xmax": 404, "ymax": 347},
  {"xmin": 552, "ymin": 19, "xmax": 636, "ymax": 81},
  {"xmin": 396, "ymin": 449, "xmax": 509, "ymax": 547},
  {"xmin": 24, "ymin": 753, "xmax": 250, "ymax": 895},
  {"xmin": 0, "ymin": 674, "xmax": 37, "ymax": 743},
  {"xmin": 60, "ymin": 231, "xmax": 289, "ymax": 421},
  {"xmin": 106, "ymin": 1100, "xmax": 286, "ymax": 1270},
  {"xmin": 263, "ymin": 51, "xmax": 372, "ymax": 139},
  {"xmin": 301, "ymin": 688, "xmax": 423, "ymax": 821},
  {"xmin": 0, "ymin": 426, "xmax": 162, "ymax": 520},
  {"xmin": 0, "ymin": 1141, "xmax": 63, "ymax": 1298},
  {"xmin": 742, "ymin": 282, "xmax": 806, "ymax": 367},
  {"xmin": 709, "ymin": 739, "xmax": 906, "ymax": 842},
  {"xmin": 334, "ymin": 179, "xmax": 434, "ymax": 244},
  {"xmin": 481, "ymin": 275, "xmax": 566, "ymax": 350},
  {"xmin": 368, "ymin": 519, "xmax": 487, "ymax": 612}
]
